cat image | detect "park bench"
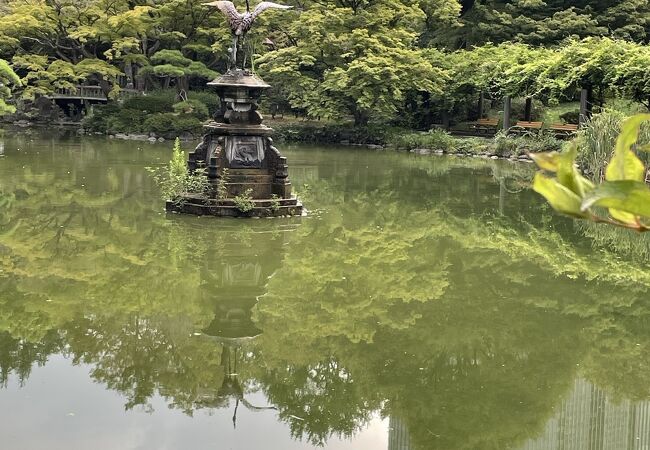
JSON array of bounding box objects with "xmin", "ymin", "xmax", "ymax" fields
[
  {"xmin": 549, "ymin": 123, "xmax": 579, "ymax": 138},
  {"xmin": 510, "ymin": 121, "xmax": 544, "ymax": 135},
  {"xmin": 470, "ymin": 118, "xmax": 499, "ymax": 134}
]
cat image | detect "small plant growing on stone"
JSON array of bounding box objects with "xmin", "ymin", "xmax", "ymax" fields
[
  {"xmin": 186, "ymin": 162, "xmax": 210, "ymax": 197},
  {"xmin": 233, "ymin": 188, "xmax": 255, "ymax": 212},
  {"xmin": 216, "ymin": 167, "xmax": 230, "ymax": 200},
  {"xmin": 270, "ymin": 194, "xmax": 281, "ymax": 212},
  {"xmin": 147, "ymin": 137, "xmax": 209, "ymax": 203}
]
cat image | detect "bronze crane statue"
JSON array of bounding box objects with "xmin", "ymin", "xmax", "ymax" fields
[{"xmin": 204, "ymin": 1, "xmax": 292, "ymax": 69}]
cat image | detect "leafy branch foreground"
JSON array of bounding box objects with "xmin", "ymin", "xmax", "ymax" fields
[{"xmin": 532, "ymin": 114, "xmax": 650, "ymax": 232}]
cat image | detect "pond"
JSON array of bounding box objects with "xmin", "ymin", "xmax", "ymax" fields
[{"xmin": 1, "ymin": 130, "xmax": 650, "ymax": 450}]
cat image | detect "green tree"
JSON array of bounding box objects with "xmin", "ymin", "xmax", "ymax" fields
[
  {"xmin": 433, "ymin": 0, "xmax": 650, "ymax": 49},
  {"xmin": 257, "ymin": 0, "xmax": 453, "ymax": 125},
  {"xmin": 0, "ymin": 58, "xmax": 20, "ymax": 114},
  {"xmin": 146, "ymin": 49, "xmax": 218, "ymax": 94}
]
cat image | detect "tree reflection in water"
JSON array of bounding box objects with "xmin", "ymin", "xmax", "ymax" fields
[{"xmin": 0, "ymin": 134, "xmax": 649, "ymax": 449}]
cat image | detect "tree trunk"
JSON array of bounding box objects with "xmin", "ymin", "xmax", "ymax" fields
[
  {"xmin": 177, "ymin": 76, "xmax": 189, "ymax": 101},
  {"xmin": 579, "ymin": 86, "xmax": 593, "ymax": 127},
  {"xmin": 354, "ymin": 109, "xmax": 369, "ymax": 126},
  {"xmin": 124, "ymin": 62, "xmax": 134, "ymax": 89},
  {"xmin": 477, "ymin": 91, "xmax": 484, "ymax": 120},
  {"xmin": 524, "ymin": 97, "xmax": 532, "ymax": 121},
  {"xmin": 98, "ymin": 79, "xmax": 112, "ymax": 98},
  {"xmin": 442, "ymin": 111, "xmax": 450, "ymax": 130}
]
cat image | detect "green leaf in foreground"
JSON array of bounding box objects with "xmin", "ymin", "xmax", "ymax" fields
[
  {"xmin": 533, "ymin": 173, "xmax": 587, "ymax": 218},
  {"xmin": 557, "ymin": 146, "xmax": 595, "ymax": 197},
  {"xmin": 606, "ymin": 114, "xmax": 650, "ymax": 182},
  {"xmin": 581, "ymin": 180, "xmax": 650, "ymax": 219},
  {"xmin": 529, "ymin": 152, "xmax": 561, "ymax": 172}
]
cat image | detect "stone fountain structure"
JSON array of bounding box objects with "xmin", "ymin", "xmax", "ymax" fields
[{"xmin": 166, "ymin": 0, "xmax": 302, "ymax": 217}]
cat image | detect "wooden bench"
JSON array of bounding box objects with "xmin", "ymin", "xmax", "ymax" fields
[
  {"xmin": 470, "ymin": 118, "xmax": 499, "ymax": 134},
  {"xmin": 510, "ymin": 121, "xmax": 544, "ymax": 135},
  {"xmin": 549, "ymin": 123, "xmax": 579, "ymax": 138}
]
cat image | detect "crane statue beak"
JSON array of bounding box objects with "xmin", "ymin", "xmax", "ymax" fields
[{"xmin": 203, "ymin": 1, "xmax": 220, "ymax": 6}]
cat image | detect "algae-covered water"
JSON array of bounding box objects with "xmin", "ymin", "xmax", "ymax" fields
[{"xmin": 1, "ymin": 130, "xmax": 649, "ymax": 450}]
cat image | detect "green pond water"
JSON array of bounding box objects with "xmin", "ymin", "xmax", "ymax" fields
[{"xmin": 1, "ymin": 130, "xmax": 650, "ymax": 450}]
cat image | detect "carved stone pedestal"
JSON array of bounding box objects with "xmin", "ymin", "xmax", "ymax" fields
[{"xmin": 166, "ymin": 69, "xmax": 303, "ymax": 218}]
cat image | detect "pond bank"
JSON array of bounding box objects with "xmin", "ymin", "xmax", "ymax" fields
[
  {"xmin": 0, "ymin": 119, "xmax": 560, "ymax": 164},
  {"xmin": 333, "ymin": 141, "xmax": 536, "ymax": 163}
]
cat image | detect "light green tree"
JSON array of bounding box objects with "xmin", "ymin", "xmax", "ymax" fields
[
  {"xmin": 256, "ymin": 0, "xmax": 452, "ymax": 124},
  {"xmin": 0, "ymin": 58, "xmax": 20, "ymax": 114}
]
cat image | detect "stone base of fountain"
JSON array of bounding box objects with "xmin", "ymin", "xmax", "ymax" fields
[
  {"xmin": 165, "ymin": 69, "xmax": 303, "ymax": 218},
  {"xmin": 166, "ymin": 195, "xmax": 303, "ymax": 217}
]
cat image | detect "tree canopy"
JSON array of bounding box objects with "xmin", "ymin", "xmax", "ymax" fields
[
  {"xmin": 4, "ymin": 1, "xmax": 650, "ymax": 125},
  {"xmin": 433, "ymin": 0, "xmax": 650, "ymax": 48}
]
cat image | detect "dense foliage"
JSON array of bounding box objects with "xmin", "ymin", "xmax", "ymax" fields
[
  {"xmin": 0, "ymin": 58, "xmax": 19, "ymax": 114},
  {"xmin": 434, "ymin": 0, "xmax": 650, "ymax": 48},
  {"xmin": 4, "ymin": 1, "xmax": 650, "ymax": 128}
]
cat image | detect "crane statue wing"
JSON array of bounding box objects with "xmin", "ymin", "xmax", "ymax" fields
[
  {"xmin": 252, "ymin": 2, "xmax": 293, "ymax": 19},
  {"xmin": 204, "ymin": 1, "xmax": 242, "ymax": 22}
]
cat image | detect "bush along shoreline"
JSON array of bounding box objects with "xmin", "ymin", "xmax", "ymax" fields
[
  {"xmin": 81, "ymin": 90, "xmax": 218, "ymax": 141},
  {"xmin": 54, "ymin": 93, "xmax": 559, "ymax": 161},
  {"xmin": 270, "ymin": 122, "xmax": 566, "ymax": 162}
]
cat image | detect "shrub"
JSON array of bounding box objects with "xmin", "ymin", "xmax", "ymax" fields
[
  {"xmin": 188, "ymin": 91, "xmax": 221, "ymax": 117},
  {"xmin": 272, "ymin": 123, "xmax": 397, "ymax": 145},
  {"xmin": 559, "ymin": 110, "xmax": 580, "ymax": 124},
  {"xmin": 143, "ymin": 113, "xmax": 203, "ymax": 137},
  {"xmin": 576, "ymin": 110, "xmax": 625, "ymax": 182},
  {"xmin": 389, "ymin": 129, "xmax": 457, "ymax": 152},
  {"xmin": 270, "ymin": 194, "xmax": 280, "ymax": 211},
  {"xmin": 106, "ymin": 108, "xmax": 148, "ymax": 133},
  {"xmin": 82, "ymin": 90, "xmax": 215, "ymax": 134},
  {"xmin": 82, "ymin": 103, "xmax": 121, "ymax": 132},
  {"xmin": 514, "ymin": 132, "xmax": 564, "ymax": 155},
  {"xmin": 216, "ymin": 167, "xmax": 230, "ymax": 199},
  {"xmin": 492, "ymin": 131, "xmax": 518, "ymax": 156},
  {"xmin": 455, "ymin": 137, "xmax": 491, "ymax": 154},
  {"xmin": 172, "ymin": 99, "xmax": 209, "ymax": 120},
  {"xmin": 122, "ymin": 91, "xmax": 176, "ymax": 113}
]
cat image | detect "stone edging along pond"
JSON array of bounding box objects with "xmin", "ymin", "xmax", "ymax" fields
[{"xmin": 340, "ymin": 142, "xmax": 536, "ymax": 163}]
